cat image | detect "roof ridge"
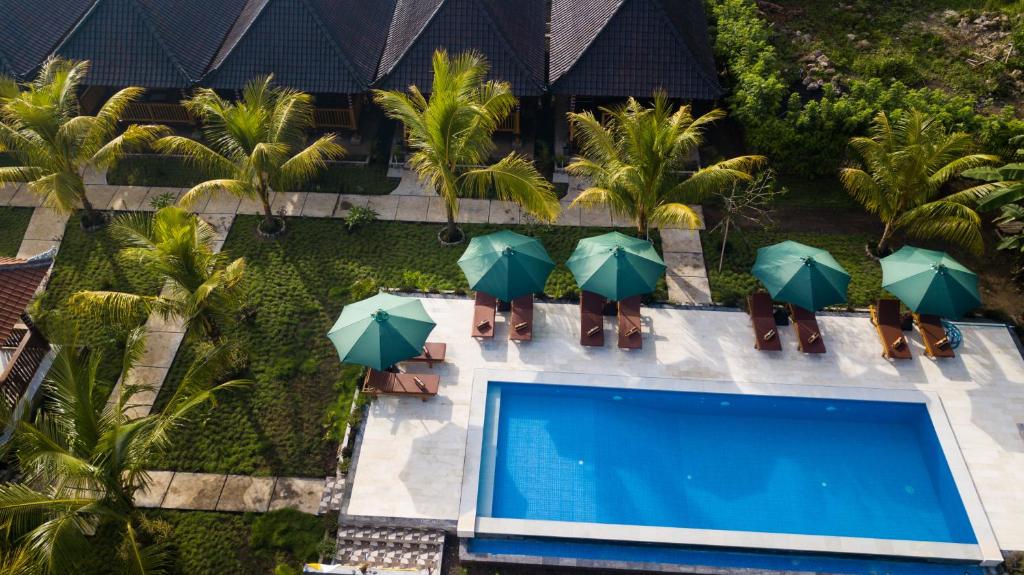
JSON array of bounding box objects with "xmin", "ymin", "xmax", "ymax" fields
[
  {"xmin": 297, "ymin": 0, "xmax": 369, "ymax": 89},
  {"xmin": 645, "ymin": 0, "xmax": 720, "ymax": 96},
  {"xmin": 472, "ymin": 0, "xmax": 545, "ymax": 91},
  {"xmin": 549, "ymin": 0, "xmax": 628, "ymax": 84},
  {"xmin": 376, "ymin": 0, "xmax": 447, "ymax": 83},
  {"xmin": 206, "ymin": 0, "xmax": 271, "ymax": 75}
]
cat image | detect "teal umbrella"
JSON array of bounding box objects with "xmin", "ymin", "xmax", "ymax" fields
[
  {"xmin": 881, "ymin": 246, "xmax": 980, "ymax": 319},
  {"xmin": 326, "ymin": 292, "xmax": 436, "ymax": 371},
  {"xmin": 752, "ymin": 240, "xmax": 850, "ymax": 310},
  {"xmin": 566, "ymin": 231, "xmax": 666, "ymax": 301},
  {"xmin": 458, "ymin": 230, "xmax": 555, "ymax": 301}
]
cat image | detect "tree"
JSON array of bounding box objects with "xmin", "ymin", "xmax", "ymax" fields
[
  {"xmin": 566, "ymin": 93, "xmax": 764, "ymax": 238},
  {"xmin": 69, "ymin": 206, "xmax": 246, "ymax": 341},
  {"xmin": 961, "ymin": 135, "xmax": 1024, "ymax": 212},
  {"xmin": 156, "ymin": 76, "xmax": 344, "ymax": 235},
  {"xmin": 373, "ymin": 49, "xmax": 559, "ymax": 243},
  {"xmin": 708, "ymin": 169, "xmax": 784, "ymax": 272},
  {"xmin": 0, "ymin": 330, "xmax": 248, "ymax": 574},
  {"xmin": 839, "ymin": 110, "xmax": 998, "ymax": 254},
  {"xmin": 0, "ymin": 58, "xmax": 167, "ymax": 227}
]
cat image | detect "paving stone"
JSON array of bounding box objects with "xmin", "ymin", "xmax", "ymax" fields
[
  {"xmin": 144, "ymin": 311, "xmax": 186, "ymax": 334},
  {"xmin": 395, "ymin": 196, "xmax": 429, "ymax": 221},
  {"xmin": 553, "ymin": 202, "xmax": 581, "ymax": 226},
  {"xmin": 16, "ymin": 239, "xmax": 60, "ymax": 259},
  {"xmin": 664, "ymin": 251, "xmax": 707, "ymax": 277},
  {"xmin": 0, "ymin": 183, "xmax": 20, "ymax": 205},
  {"xmin": 658, "ymin": 205, "xmax": 705, "ymax": 230},
  {"xmin": 216, "ymin": 475, "xmax": 276, "ymax": 512},
  {"xmin": 366, "ymin": 195, "xmax": 400, "ymax": 220},
  {"xmin": 425, "ymin": 197, "xmax": 450, "ymax": 223},
  {"xmin": 271, "ymin": 192, "xmax": 307, "ymax": 216},
  {"xmin": 488, "ymin": 201, "xmax": 519, "ymax": 225},
  {"xmin": 121, "ymin": 366, "xmax": 168, "ymax": 399},
  {"xmin": 456, "ymin": 198, "xmax": 490, "ymax": 224},
  {"xmin": 106, "ymin": 186, "xmax": 150, "ymax": 211},
  {"xmin": 268, "ymin": 477, "xmax": 324, "ymax": 514},
  {"xmin": 134, "ymin": 471, "xmax": 175, "ymax": 508},
  {"xmin": 301, "ymin": 193, "xmax": 339, "ymax": 217},
  {"xmin": 82, "ymin": 166, "xmax": 106, "ymax": 185},
  {"xmin": 579, "ymin": 205, "xmax": 612, "ymax": 227},
  {"xmin": 199, "ymin": 214, "xmax": 235, "ymax": 242},
  {"xmin": 236, "ymin": 195, "xmax": 270, "ymax": 215},
  {"xmin": 610, "ymin": 210, "xmax": 634, "ymax": 228},
  {"xmin": 8, "ymin": 186, "xmax": 42, "ymax": 207},
  {"xmin": 23, "ymin": 208, "xmax": 69, "ymax": 241},
  {"xmin": 84, "ymin": 185, "xmax": 119, "ymax": 209},
  {"xmin": 660, "ymin": 228, "xmax": 702, "ymax": 252},
  {"xmin": 142, "ymin": 188, "xmax": 184, "ymax": 211},
  {"xmin": 666, "ymin": 273, "xmax": 712, "ymax": 305},
  {"xmin": 138, "ymin": 331, "xmax": 185, "ymax": 369},
  {"xmin": 162, "ymin": 473, "xmax": 227, "ymax": 510},
  {"xmin": 335, "ymin": 194, "xmax": 369, "ymax": 217},
  {"xmin": 203, "ymin": 192, "xmax": 242, "ymax": 214}
]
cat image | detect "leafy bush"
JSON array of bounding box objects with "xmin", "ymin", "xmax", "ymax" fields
[
  {"xmin": 343, "ymin": 205, "xmax": 378, "ymax": 232},
  {"xmin": 149, "ymin": 190, "xmax": 179, "ymax": 210},
  {"xmin": 250, "ymin": 509, "xmax": 327, "ymax": 563}
]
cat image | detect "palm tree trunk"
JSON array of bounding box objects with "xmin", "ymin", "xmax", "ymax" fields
[
  {"xmin": 877, "ymin": 221, "xmax": 894, "ymax": 255},
  {"xmin": 445, "ymin": 202, "xmax": 459, "ymax": 243},
  {"xmin": 718, "ymin": 217, "xmax": 731, "ymax": 273}
]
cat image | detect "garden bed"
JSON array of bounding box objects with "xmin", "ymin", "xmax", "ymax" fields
[
  {"xmin": 151, "ymin": 217, "xmax": 661, "ymax": 477},
  {"xmin": 0, "ymin": 207, "xmax": 33, "ymax": 257}
]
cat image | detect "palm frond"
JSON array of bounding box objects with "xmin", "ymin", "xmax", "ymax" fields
[{"xmin": 461, "ymin": 153, "xmax": 560, "ymax": 222}]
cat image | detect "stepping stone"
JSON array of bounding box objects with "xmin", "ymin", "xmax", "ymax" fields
[
  {"xmin": 666, "ymin": 273, "xmax": 712, "ymax": 305},
  {"xmin": 199, "ymin": 214, "xmax": 235, "ymax": 242},
  {"xmin": 106, "ymin": 186, "xmax": 150, "ymax": 211},
  {"xmin": 610, "ymin": 210, "xmax": 634, "ymax": 228},
  {"xmin": 236, "ymin": 195, "xmax": 269, "ymax": 215},
  {"xmin": 269, "ymin": 477, "xmax": 324, "ymax": 514},
  {"xmin": 216, "ymin": 475, "xmax": 276, "ymax": 512},
  {"xmin": 488, "ymin": 201, "xmax": 519, "ymax": 225},
  {"xmin": 204, "ymin": 192, "xmax": 242, "ymax": 215},
  {"xmin": 23, "ymin": 208, "xmax": 69, "ymax": 241},
  {"xmin": 553, "ymin": 202, "xmax": 581, "ymax": 226},
  {"xmin": 664, "ymin": 251, "xmax": 707, "ymax": 277},
  {"xmin": 161, "ymin": 473, "xmax": 227, "ymax": 510},
  {"xmin": 366, "ymin": 195, "xmax": 400, "ymax": 220},
  {"xmin": 84, "ymin": 185, "xmax": 119, "ymax": 209},
  {"xmin": 144, "ymin": 311, "xmax": 187, "ymax": 334},
  {"xmin": 0, "ymin": 183, "xmax": 20, "ymax": 205},
  {"xmin": 456, "ymin": 198, "xmax": 489, "ymax": 224},
  {"xmin": 301, "ymin": 193, "xmax": 339, "ymax": 217},
  {"xmin": 134, "ymin": 471, "xmax": 175, "ymax": 508},
  {"xmin": 8, "ymin": 186, "xmax": 42, "ymax": 207},
  {"xmin": 142, "ymin": 188, "xmax": 185, "ymax": 211},
  {"xmin": 395, "ymin": 196, "xmax": 429, "ymax": 222},
  {"xmin": 659, "ymin": 228, "xmax": 702, "ymax": 252},
  {"xmin": 137, "ymin": 331, "xmax": 185, "ymax": 369},
  {"xmin": 335, "ymin": 194, "xmax": 369, "ymax": 217},
  {"xmin": 271, "ymin": 192, "xmax": 307, "ymax": 216},
  {"xmin": 425, "ymin": 197, "xmax": 449, "ymax": 223}
]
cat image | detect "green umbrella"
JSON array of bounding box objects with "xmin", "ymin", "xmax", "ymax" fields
[
  {"xmin": 326, "ymin": 292, "xmax": 436, "ymax": 371},
  {"xmin": 566, "ymin": 231, "xmax": 666, "ymax": 301},
  {"xmin": 458, "ymin": 230, "xmax": 555, "ymax": 301},
  {"xmin": 880, "ymin": 246, "xmax": 980, "ymax": 319},
  {"xmin": 752, "ymin": 240, "xmax": 850, "ymax": 310}
]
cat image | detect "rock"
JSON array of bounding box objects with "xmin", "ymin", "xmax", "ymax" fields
[
  {"xmin": 856, "ymin": 39, "xmax": 871, "ymax": 49},
  {"xmin": 846, "ymin": 33, "xmax": 856, "ymax": 40}
]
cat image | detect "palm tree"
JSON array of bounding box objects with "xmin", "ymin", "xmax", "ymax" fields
[
  {"xmin": 69, "ymin": 206, "xmax": 246, "ymax": 341},
  {"xmin": 840, "ymin": 110, "xmax": 999, "ymax": 254},
  {"xmin": 0, "ymin": 329, "xmax": 248, "ymax": 574},
  {"xmin": 0, "ymin": 58, "xmax": 168, "ymax": 227},
  {"xmin": 373, "ymin": 49, "xmax": 559, "ymax": 243},
  {"xmin": 961, "ymin": 135, "xmax": 1024, "ymax": 212},
  {"xmin": 567, "ymin": 93, "xmax": 764, "ymax": 238},
  {"xmin": 156, "ymin": 76, "xmax": 344, "ymax": 235}
]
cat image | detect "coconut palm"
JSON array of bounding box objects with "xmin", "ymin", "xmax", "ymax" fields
[
  {"xmin": 156, "ymin": 76, "xmax": 344, "ymax": 234},
  {"xmin": 69, "ymin": 206, "xmax": 246, "ymax": 341},
  {"xmin": 840, "ymin": 110, "xmax": 999, "ymax": 254},
  {"xmin": 373, "ymin": 49, "xmax": 559, "ymax": 243},
  {"xmin": 0, "ymin": 58, "xmax": 168, "ymax": 226},
  {"xmin": 961, "ymin": 135, "xmax": 1024, "ymax": 212},
  {"xmin": 0, "ymin": 329, "xmax": 248, "ymax": 574},
  {"xmin": 567, "ymin": 93, "xmax": 765, "ymax": 238}
]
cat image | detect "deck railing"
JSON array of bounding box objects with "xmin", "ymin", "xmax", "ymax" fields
[
  {"xmin": 0, "ymin": 326, "xmax": 49, "ymax": 409},
  {"xmin": 123, "ymin": 103, "xmax": 193, "ymax": 124},
  {"xmin": 313, "ymin": 107, "xmax": 358, "ymax": 130}
]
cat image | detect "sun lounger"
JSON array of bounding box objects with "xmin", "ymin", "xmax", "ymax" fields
[
  {"xmin": 407, "ymin": 342, "xmax": 447, "ymax": 367},
  {"xmin": 471, "ymin": 292, "xmax": 497, "ymax": 338},
  {"xmin": 617, "ymin": 295, "xmax": 642, "ymax": 349},
  {"xmin": 748, "ymin": 292, "xmax": 781, "ymax": 351},
  {"xmin": 362, "ymin": 369, "xmax": 440, "ymax": 401},
  {"xmin": 870, "ymin": 300, "xmax": 911, "ymax": 360},
  {"xmin": 580, "ymin": 290, "xmax": 604, "ymax": 347},
  {"xmin": 509, "ymin": 295, "xmax": 534, "ymax": 341},
  {"xmin": 914, "ymin": 313, "xmax": 955, "ymax": 359},
  {"xmin": 788, "ymin": 304, "xmax": 826, "ymax": 354}
]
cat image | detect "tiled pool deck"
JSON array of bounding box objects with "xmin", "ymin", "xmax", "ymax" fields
[{"xmin": 344, "ymin": 297, "xmax": 1024, "ymax": 555}]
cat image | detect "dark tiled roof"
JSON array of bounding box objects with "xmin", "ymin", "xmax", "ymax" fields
[
  {"xmin": 549, "ymin": 0, "xmax": 721, "ymax": 99},
  {"xmin": 0, "ymin": 254, "xmax": 52, "ymax": 343},
  {"xmin": 53, "ymin": 0, "xmax": 246, "ymax": 88},
  {"xmin": 0, "ymin": 0, "xmax": 94, "ymax": 78},
  {"xmin": 205, "ymin": 0, "xmax": 395, "ymax": 93},
  {"xmin": 376, "ymin": 0, "xmax": 547, "ymax": 96}
]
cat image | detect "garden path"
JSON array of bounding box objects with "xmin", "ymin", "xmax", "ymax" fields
[{"xmin": 134, "ymin": 471, "xmax": 328, "ymax": 514}]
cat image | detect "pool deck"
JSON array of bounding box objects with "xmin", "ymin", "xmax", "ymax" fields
[{"xmin": 343, "ymin": 297, "xmax": 1024, "ymax": 555}]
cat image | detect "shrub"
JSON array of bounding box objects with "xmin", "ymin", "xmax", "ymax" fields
[
  {"xmin": 250, "ymin": 509, "xmax": 326, "ymax": 563},
  {"xmin": 343, "ymin": 205, "xmax": 378, "ymax": 232}
]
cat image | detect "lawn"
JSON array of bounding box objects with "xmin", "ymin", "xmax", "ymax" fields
[
  {"xmin": 0, "ymin": 206, "xmax": 32, "ymax": 257},
  {"xmin": 152, "ymin": 217, "xmax": 661, "ymax": 476}
]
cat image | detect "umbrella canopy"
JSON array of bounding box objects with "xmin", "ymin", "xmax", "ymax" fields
[
  {"xmin": 458, "ymin": 230, "xmax": 555, "ymax": 301},
  {"xmin": 566, "ymin": 231, "xmax": 667, "ymax": 301},
  {"xmin": 880, "ymin": 246, "xmax": 980, "ymax": 319},
  {"xmin": 752, "ymin": 240, "xmax": 851, "ymax": 311},
  {"xmin": 326, "ymin": 292, "xmax": 436, "ymax": 371}
]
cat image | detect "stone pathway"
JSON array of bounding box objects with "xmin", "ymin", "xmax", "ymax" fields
[
  {"xmin": 334, "ymin": 525, "xmax": 444, "ymax": 573},
  {"xmin": 662, "ymin": 228, "xmax": 712, "ymax": 305},
  {"xmin": 134, "ymin": 471, "xmax": 326, "ymax": 514}
]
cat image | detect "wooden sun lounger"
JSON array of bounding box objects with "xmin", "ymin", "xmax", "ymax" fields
[
  {"xmin": 788, "ymin": 304, "xmax": 826, "ymax": 354},
  {"xmin": 362, "ymin": 369, "xmax": 440, "ymax": 401},
  {"xmin": 748, "ymin": 292, "xmax": 781, "ymax": 351},
  {"xmin": 870, "ymin": 299, "xmax": 911, "ymax": 360},
  {"xmin": 617, "ymin": 295, "xmax": 642, "ymax": 349},
  {"xmin": 407, "ymin": 342, "xmax": 447, "ymax": 367},
  {"xmin": 914, "ymin": 313, "xmax": 955, "ymax": 359},
  {"xmin": 471, "ymin": 292, "xmax": 497, "ymax": 338},
  {"xmin": 509, "ymin": 295, "xmax": 533, "ymax": 341},
  {"xmin": 580, "ymin": 290, "xmax": 604, "ymax": 347}
]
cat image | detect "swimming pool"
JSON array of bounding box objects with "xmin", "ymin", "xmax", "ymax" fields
[{"xmin": 458, "ymin": 372, "xmax": 1000, "ymax": 565}]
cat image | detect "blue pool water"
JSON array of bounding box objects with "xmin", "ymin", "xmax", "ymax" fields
[{"xmin": 480, "ymin": 383, "xmax": 976, "ymax": 544}]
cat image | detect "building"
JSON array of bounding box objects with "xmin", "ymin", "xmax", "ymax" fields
[{"xmin": 0, "ymin": 251, "xmax": 54, "ymax": 411}]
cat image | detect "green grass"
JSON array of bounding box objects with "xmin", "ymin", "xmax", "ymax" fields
[
  {"xmin": 107, "ymin": 155, "xmax": 400, "ymax": 195},
  {"xmin": 703, "ymin": 229, "xmax": 885, "ymax": 308},
  {"xmin": 774, "ymin": 175, "xmax": 862, "ymax": 210},
  {"xmin": 152, "ymin": 217, "xmax": 662, "ymax": 476},
  {"xmin": 0, "ymin": 207, "xmax": 33, "ymax": 257}
]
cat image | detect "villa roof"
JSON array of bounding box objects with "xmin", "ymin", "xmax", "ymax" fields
[
  {"xmin": 549, "ymin": 0, "xmax": 722, "ymax": 99},
  {"xmin": 52, "ymin": 0, "xmax": 247, "ymax": 88},
  {"xmin": 0, "ymin": 0, "xmax": 94, "ymax": 79},
  {"xmin": 205, "ymin": 0, "xmax": 396, "ymax": 93},
  {"xmin": 0, "ymin": 253, "xmax": 53, "ymax": 343},
  {"xmin": 376, "ymin": 0, "xmax": 547, "ymax": 96}
]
